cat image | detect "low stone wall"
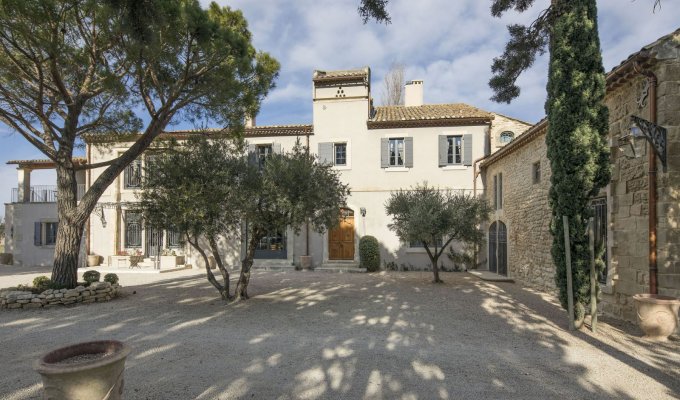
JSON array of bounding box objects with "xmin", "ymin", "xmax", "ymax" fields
[{"xmin": 0, "ymin": 282, "xmax": 121, "ymax": 310}]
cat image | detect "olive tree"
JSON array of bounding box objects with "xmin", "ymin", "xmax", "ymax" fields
[
  {"xmin": 0, "ymin": 0, "xmax": 278, "ymax": 287},
  {"xmin": 386, "ymin": 183, "xmax": 491, "ymax": 283},
  {"xmin": 139, "ymin": 138, "xmax": 349, "ymax": 301}
]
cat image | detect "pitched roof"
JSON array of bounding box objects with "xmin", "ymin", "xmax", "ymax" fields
[
  {"xmin": 7, "ymin": 157, "xmax": 87, "ymax": 169},
  {"xmin": 368, "ymin": 103, "xmax": 493, "ymax": 129},
  {"xmin": 84, "ymin": 124, "xmax": 313, "ymax": 143},
  {"xmin": 313, "ymin": 67, "xmax": 370, "ymax": 84}
]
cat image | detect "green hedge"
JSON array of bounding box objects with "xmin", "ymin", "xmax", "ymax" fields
[{"xmin": 359, "ymin": 235, "xmax": 380, "ymax": 272}]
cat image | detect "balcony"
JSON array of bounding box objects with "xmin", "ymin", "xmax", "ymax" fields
[{"xmin": 10, "ymin": 184, "xmax": 86, "ymax": 203}]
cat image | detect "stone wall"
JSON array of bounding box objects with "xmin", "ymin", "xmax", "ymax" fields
[
  {"xmin": 0, "ymin": 282, "xmax": 121, "ymax": 310},
  {"xmin": 604, "ymin": 57, "xmax": 680, "ymax": 321},
  {"xmin": 490, "ymin": 113, "xmax": 533, "ymax": 152},
  {"xmin": 482, "ymin": 128, "xmax": 557, "ymax": 293}
]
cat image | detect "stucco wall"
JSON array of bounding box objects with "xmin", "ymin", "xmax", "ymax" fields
[{"xmin": 3, "ymin": 203, "xmax": 58, "ymax": 266}]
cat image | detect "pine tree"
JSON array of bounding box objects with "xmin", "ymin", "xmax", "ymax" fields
[{"xmin": 545, "ymin": 0, "xmax": 610, "ymax": 323}]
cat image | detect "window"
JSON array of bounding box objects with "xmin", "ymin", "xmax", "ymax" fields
[
  {"xmin": 334, "ymin": 143, "xmax": 347, "ymax": 166},
  {"xmin": 493, "ymin": 173, "xmax": 503, "ymax": 210},
  {"xmin": 533, "ymin": 161, "xmax": 541, "ymax": 184},
  {"xmin": 257, "ymin": 144, "xmax": 272, "ymax": 169},
  {"xmin": 500, "ymin": 131, "xmax": 514, "ymax": 144},
  {"xmin": 145, "ymin": 154, "xmax": 160, "ymax": 186},
  {"xmin": 34, "ymin": 221, "xmax": 58, "ymax": 246},
  {"xmin": 167, "ymin": 228, "xmax": 182, "ymax": 248},
  {"xmin": 447, "ymin": 136, "xmax": 462, "ymax": 165},
  {"xmin": 591, "ymin": 198, "xmax": 608, "ymax": 284},
  {"xmin": 124, "ymin": 159, "xmax": 142, "ymax": 189},
  {"xmin": 409, "ymin": 237, "xmax": 444, "ymax": 248},
  {"xmin": 125, "ymin": 211, "xmax": 142, "ymax": 248},
  {"xmin": 389, "ymin": 138, "xmax": 405, "ymax": 166}
]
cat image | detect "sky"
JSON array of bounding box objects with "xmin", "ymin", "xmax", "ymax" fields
[{"xmin": 0, "ymin": 0, "xmax": 677, "ymax": 216}]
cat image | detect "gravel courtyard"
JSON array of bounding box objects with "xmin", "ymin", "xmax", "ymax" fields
[{"xmin": 1, "ymin": 268, "xmax": 678, "ymax": 400}]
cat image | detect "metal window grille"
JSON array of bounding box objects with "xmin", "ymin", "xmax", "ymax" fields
[
  {"xmin": 167, "ymin": 228, "xmax": 182, "ymax": 248},
  {"xmin": 334, "ymin": 143, "xmax": 347, "ymax": 166},
  {"xmin": 389, "ymin": 138, "xmax": 404, "ymax": 166},
  {"xmin": 125, "ymin": 212, "xmax": 142, "ymax": 247},
  {"xmin": 124, "ymin": 160, "xmax": 142, "ymax": 188}
]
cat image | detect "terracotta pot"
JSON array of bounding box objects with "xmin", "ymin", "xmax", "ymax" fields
[
  {"xmin": 34, "ymin": 340, "xmax": 131, "ymax": 400},
  {"xmin": 87, "ymin": 255, "xmax": 101, "ymax": 267},
  {"xmin": 633, "ymin": 294, "xmax": 680, "ymax": 340}
]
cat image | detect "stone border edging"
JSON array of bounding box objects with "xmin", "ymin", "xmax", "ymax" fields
[{"xmin": 0, "ymin": 282, "xmax": 121, "ymax": 310}]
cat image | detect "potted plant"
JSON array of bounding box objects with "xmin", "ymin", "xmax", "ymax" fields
[
  {"xmin": 34, "ymin": 340, "xmax": 131, "ymax": 399},
  {"xmin": 632, "ymin": 294, "xmax": 680, "ymax": 340},
  {"xmin": 87, "ymin": 253, "xmax": 101, "ymax": 267}
]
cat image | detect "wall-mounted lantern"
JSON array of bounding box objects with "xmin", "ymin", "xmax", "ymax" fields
[
  {"xmin": 617, "ymin": 115, "xmax": 667, "ymax": 172},
  {"xmin": 360, "ymin": 207, "xmax": 366, "ymax": 217}
]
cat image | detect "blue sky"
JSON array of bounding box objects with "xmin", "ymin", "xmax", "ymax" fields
[{"xmin": 0, "ymin": 0, "xmax": 677, "ymax": 216}]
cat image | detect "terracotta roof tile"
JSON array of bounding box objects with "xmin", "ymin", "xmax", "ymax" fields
[
  {"xmin": 313, "ymin": 68, "xmax": 369, "ymax": 83},
  {"xmin": 368, "ymin": 104, "xmax": 493, "ymax": 128}
]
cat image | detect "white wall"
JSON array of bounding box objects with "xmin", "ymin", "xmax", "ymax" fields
[{"xmin": 4, "ymin": 202, "xmax": 58, "ymax": 266}]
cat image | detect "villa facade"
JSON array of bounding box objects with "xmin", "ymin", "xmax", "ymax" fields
[{"xmin": 82, "ymin": 67, "xmax": 530, "ymax": 271}]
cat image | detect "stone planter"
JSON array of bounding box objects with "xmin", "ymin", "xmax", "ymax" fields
[
  {"xmin": 0, "ymin": 253, "xmax": 13, "ymax": 265},
  {"xmin": 160, "ymin": 255, "xmax": 185, "ymax": 269},
  {"xmin": 34, "ymin": 340, "xmax": 131, "ymax": 400},
  {"xmin": 299, "ymin": 255, "xmax": 313, "ymax": 270},
  {"xmin": 109, "ymin": 256, "xmax": 129, "ymax": 268},
  {"xmin": 633, "ymin": 294, "xmax": 680, "ymax": 340},
  {"xmin": 87, "ymin": 255, "xmax": 101, "ymax": 267}
]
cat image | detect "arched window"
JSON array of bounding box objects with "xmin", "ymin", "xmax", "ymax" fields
[{"xmin": 500, "ymin": 131, "xmax": 514, "ymax": 144}]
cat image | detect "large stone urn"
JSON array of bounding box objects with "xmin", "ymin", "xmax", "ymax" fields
[
  {"xmin": 633, "ymin": 294, "xmax": 680, "ymax": 340},
  {"xmin": 34, "ymin": 340, "xmax": 131, "ymax": 400}
]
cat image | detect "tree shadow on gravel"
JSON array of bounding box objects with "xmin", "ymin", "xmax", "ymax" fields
[{"xmin": 0, "ymin": 271, "xmax": 678, "ymax": 399}]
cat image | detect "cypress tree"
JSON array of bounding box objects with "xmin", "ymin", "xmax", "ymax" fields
[{"xmin": 545, "ymin": 0, "xmax": 610, "ymax": 323}]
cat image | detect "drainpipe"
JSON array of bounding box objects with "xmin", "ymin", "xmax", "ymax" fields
[
  {"xmin": 633, "ymin": 61, "xmax": 658, "ymax": 295},
  {"xmin": 472, "ymin": 156, "xmax": 486, "ymax": 197}
]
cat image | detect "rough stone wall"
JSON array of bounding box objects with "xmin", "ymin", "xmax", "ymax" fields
[
  {"xmin": 605, "ymin": 58, "xmax": 680, "ymax": 321},
  {"xmin": 0, "ymin": 282, "xmax": 121, "ymax": 310},
  {"xmin": 482, "ymin": 130, "xmax": 557, "ymax": 293},
  {"xmin": 490, "ymin": 114, "xmax": 533, "ymax": 152}
]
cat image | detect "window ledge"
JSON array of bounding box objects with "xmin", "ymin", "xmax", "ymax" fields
[
  {"xmin": 441, "ymin": 165, "xmax": 467, "ymax": 171},
  {"xmin": 385, "ymin": 167, "xmax": 409, "ymax": 172},
  {"xmin": 332, "ymin": 165, "xmax": 351, "ymax": 171}
]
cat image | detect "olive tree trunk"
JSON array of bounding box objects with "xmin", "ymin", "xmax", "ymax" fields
[
  {"xmin": 234, "ymin": 227, "xmax": 263, "ymax": 300},
  {"xmin": 187, "ymin": 235, "xmax": 228, "ymax": 300}
]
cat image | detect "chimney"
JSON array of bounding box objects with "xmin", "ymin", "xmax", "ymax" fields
[
  {"xmin": 245, "ymin": 115, "xmax": 256, "ymax": 128},
  {"xmin": 404, "ymin": 80, "xmax": 424, "ymax": 106}
]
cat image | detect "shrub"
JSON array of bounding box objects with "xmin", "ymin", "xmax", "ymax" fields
[
  {"xmin": 359, "ymin": 235, "xmax": 380, "ymax": 272},
  {"xmin": 83, "ymin": 270, "xmax": 101, "ymax": 284},
  {"xmin": 32, "ymin": 276, "xmax": 52, "ymax": 291},
  {"xmin": 104, "ymin": 273, "xmax": 119, "ymax": 285}
]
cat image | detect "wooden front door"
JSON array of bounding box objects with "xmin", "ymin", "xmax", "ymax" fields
[{"xmin": 329, "ymin": 208, "xmax": 355, "ymax": 260}]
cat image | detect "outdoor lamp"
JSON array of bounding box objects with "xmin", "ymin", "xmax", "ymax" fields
[
  {"xmin": 617, "ymin": 115, "xmax": 667, "ymax": 172},
  {"xmin": 360, "ymin": 207, "xmax": 367, "ymax": 217}
]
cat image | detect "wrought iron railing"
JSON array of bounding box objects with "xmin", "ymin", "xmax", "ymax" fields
[{"xmin": 10, "ymin": 184, "xmax": 86, "ymax": 203}]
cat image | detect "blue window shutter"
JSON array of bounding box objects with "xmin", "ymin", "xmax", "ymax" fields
[
  {"xmin": 247, "ymin": 144, "xmax": 257, "ymax": 166},
  {"xmin": 463, "ymin": 134, "xmax": 473, "ymax": 166},
  {"xmin": 318, "ymin": 142, "xmax": 333, "ymax": 165},
  {"xmin": 34, "ymin": 222, "xmax": 42, "ymax": 246},
  {"xmin": 438, "ymin": 136, "xmax": 448, "ymax": 166},
  {"xmin": 380, "ymin": 138, "xmax": 389, "ymax": 168},
  {"xmin": 404, "ymin": 137, "xmax": 414, "ymax": 168},
  {"xmin": 273, "ymin": 143, "xmax": 282, "ymax": 154}
]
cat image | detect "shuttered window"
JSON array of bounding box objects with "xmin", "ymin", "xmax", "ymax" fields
[
  {"xmin": 439, "ymin": 134, "xmax": 472, "ymax": 167},
  {"xmin": 334, "ymin": 143, "xmax": 347, "ymax": 166},
  {"xmin": 34, "ymin": 221, "xmax": 58, "ymax": 246}
]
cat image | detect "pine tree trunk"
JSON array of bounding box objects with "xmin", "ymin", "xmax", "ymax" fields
[{"xmin": 51, "ymin": 165, "xmax": 85, "ymax": 288}]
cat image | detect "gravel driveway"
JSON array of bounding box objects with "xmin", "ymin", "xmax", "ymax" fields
[{"xmin": 1, "ymin": 268, "xmax": 678, "ymax": 399}]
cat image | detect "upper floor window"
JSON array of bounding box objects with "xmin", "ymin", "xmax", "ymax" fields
[
  {"xmin": 334, "ymin": 143, "xmax": 347, "ymax": 166},
  {"xmin": 500, "ymin": 131, "xmax": 514, "ymax": 144},
  {"xmin": 447, "ymin": 136, "xmax": 462, "ymax": 165},
  {"xmin": 257, "ymin": 144, "xmax": 272, "ymax": 169},
  {"xmin": 381, "ymin": 137, "xmax": 413, "ymax": 168},
  {"xmin": 439, "ymin": 134, "xmax": 472, "ymax": 167},
  {"xmin": 389, "ymin": 138, "xmax": 404, "ymax": 166},
  {"xmin": 124, "ymin": 159, "xmax": 142, "ymax": 189},
  {"xmin": 532, "ymin": 161, "xmax": 541, "ymax": 184}
]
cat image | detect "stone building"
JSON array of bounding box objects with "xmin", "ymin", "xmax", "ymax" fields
[{"xmin": 479, "ymin": 28, "xmax": 680, "ymax": 322}]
